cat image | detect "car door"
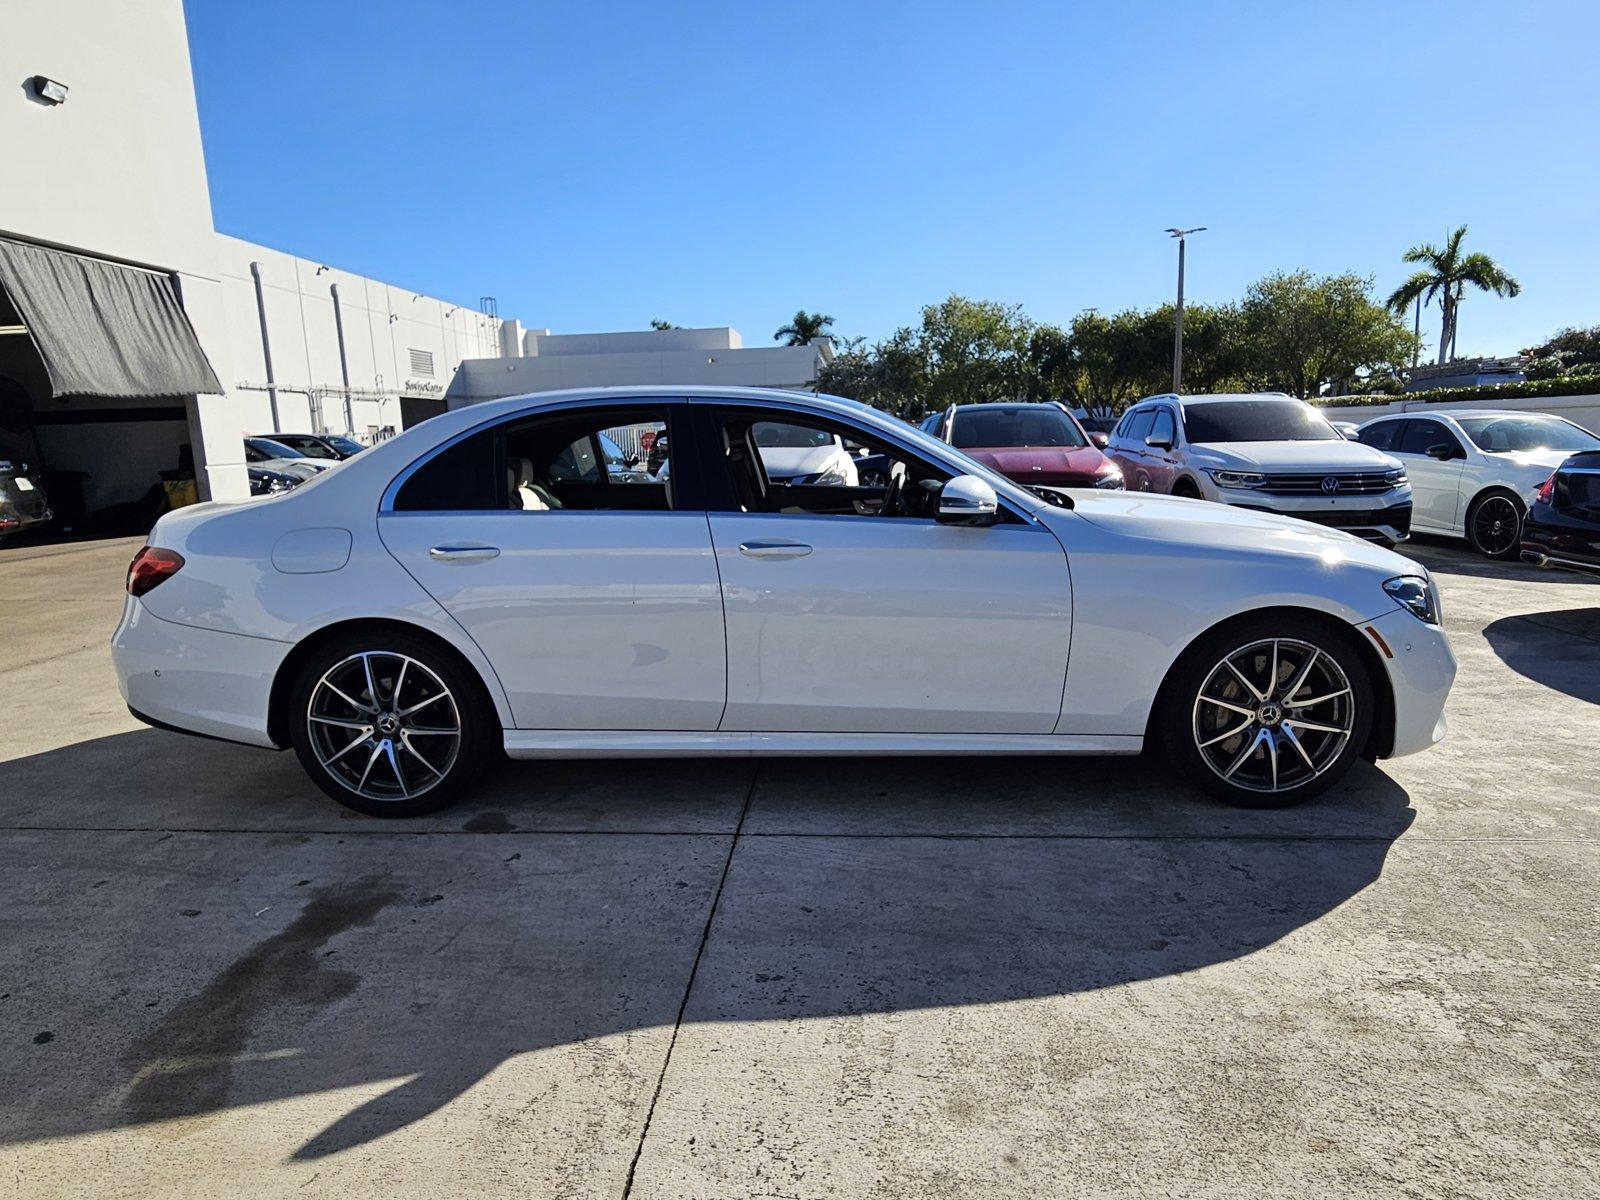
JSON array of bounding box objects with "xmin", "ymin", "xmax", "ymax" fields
[
  {"xmin": 377, "ymin": 401, "xmax": 728, "ymax": 731},
  {"xmin": 1110, "ymin": 408, "xmax": 1156, "ymax": 490},
  {"xmin": 1393, "ymin": 418, "xmax": 1467, "ymax": 532},
  {"xmin": 702, "ymin": 402, "xmax": 1073, "ymax": 734},
  {"xmin": 1144, "ymin": 406, "xmax": 1180, "ymax": 492}
]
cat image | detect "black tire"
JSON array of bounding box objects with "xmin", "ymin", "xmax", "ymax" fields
[
  {"xmin": 1465, "ymin": 488, "xmax": 1525, "ymax": 560},
  {"xmin": 1171, "ymin": 477, "xmax": 1202, "ymax": 499},
  {"xmin": 288, "ymin": 630, "xmax": 499, "ymax": 817},
  {"xmin": 1159, "ymin": 614, "xmax": 1374, "ymax": 809}
]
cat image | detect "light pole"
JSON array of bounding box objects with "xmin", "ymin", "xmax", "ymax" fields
[{"xmin": 1165, "ymin": 226, "xmax": 1206, "ymax": 392}]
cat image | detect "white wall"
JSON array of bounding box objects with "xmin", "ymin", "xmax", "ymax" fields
[
  {"xmin": 522, "ymin": 327, "xmax": 742, "ymax": 357},
  {"xmin": 450, "ymin": 340, "xmax": 829, "ymax": 404},
  {"xmin": 1318, "ymin": 393, "xmax": 1600, "ymax": 436},
  {"xmin": 213, "ymin": 234, "xmax": 506, "ymax": 438}
]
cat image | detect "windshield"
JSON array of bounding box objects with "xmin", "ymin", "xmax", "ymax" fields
[
  {"xmin": 290, "ymin": 439, "xmax": 340, "ymax": 459},
  {"xmin": 327, "ymin": 436, "xmax": 364, "ymax": 456},
  {"xmin": 246, "ymin": 437, "xmax": 304, "ymax": 459},
  {"xmin": 1183, "ymin": 399, "xmax": 1340, "ymax": 444},
  {"xmin": 950, "ymin": 407, "xmax": 1086, "ymax": 449},
  {"xmin": 1456, "ymin": 415, "xmax": 1600, "ymax": 454}
]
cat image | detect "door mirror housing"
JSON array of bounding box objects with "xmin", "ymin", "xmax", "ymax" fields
[
  {"xmin": 1425, "ymin": 442, "xmax": 1457, "ymax": 461},
  {"xmin": 1089, "ymin": 431, "xmax": 1109, "ymax": 449},
  {"xmin": 1145, "ymin": 434, "xmax": 1173, "ymax": 451},
  {"xmin": 937, "ymin": 474, "xmax": 999, "ymax": 526}
]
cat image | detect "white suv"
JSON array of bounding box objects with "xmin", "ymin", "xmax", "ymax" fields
[{"xmin": 1107, "ymin": 393, "xmax": 1412, "ymax": 546}]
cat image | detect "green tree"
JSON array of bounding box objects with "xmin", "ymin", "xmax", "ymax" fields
[
  {"xmin": 774, "ymin": 310, "xmax": 835, "ymax": 345},
  {"xmin": 1243, "ymin": 271, "xmax": 1418, "ymax": 397},
  {"xmin": 648, "ymin": 319, "xmax": 680, "ymax": 330},
  {"xmin": 1386, "ymin": 226, "xmax": 1521, "ymax": 365},
  {"xmin": 1521, "ymin": 325, "xmax": 1600, "ymax": 379}
]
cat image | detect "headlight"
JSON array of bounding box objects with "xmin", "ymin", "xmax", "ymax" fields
[
  {"xmin": 1384, "ymin": 574, "xmax": 1440, "ymax": 625},
  {"xmin": 1205, "ymin": 469, "xmax": 1268, "ymax": 489},
  {"xmin": 1093, "ymin": 468, "xmax": 1125, "ymax": 489},
  {"xmin": 1384, "ymin": 468, "xmax": 1407, "ymax": 487}
]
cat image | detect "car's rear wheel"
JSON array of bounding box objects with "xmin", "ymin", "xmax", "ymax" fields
[
  {"xmin": 1466, "ymin": 489, "xmax": 1524, "ymax": 559},
  {"xmin": 289, "ymin": 631, "xmax": 498, "ymax": 816},
  {"xmin": 1161, "ymin": 616, "xmax": 1374, "ymax": 808}
]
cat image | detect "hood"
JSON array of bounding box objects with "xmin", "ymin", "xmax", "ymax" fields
[
  {"xmin": 1061, "ymin": 490, "xmax": 1420, "ymax": 576},
  {"xmin": 1191, "ymin": 440, "xmax": 1399, "ymax": 473},
  {"xmin": 261, "ymin": 457, "xmax": 329, "ymax": 480},
  {"xmin": 965, "ymin": 445, "xmax": 1111, "ymax": 483},
  {"xmin": 759, "ymin": 444, "xmax": 844, "ymax": 480},
  {"xmin": 1486, "ymin": 447, "xmax": 1574, "ymax": 472}
]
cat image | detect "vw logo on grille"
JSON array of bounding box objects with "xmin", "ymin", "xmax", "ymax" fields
[{"xmin": 1320, "ymin": 475, "xmax": 1341, "ymax": 494}]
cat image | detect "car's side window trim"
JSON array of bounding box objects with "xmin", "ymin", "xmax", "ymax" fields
[{"xmin": 381, "ymin": 396, "xmax": 695, "ymax": 514}]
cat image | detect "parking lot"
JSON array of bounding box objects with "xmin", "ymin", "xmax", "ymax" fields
[{"xmin": 2, "ymin": 534, "xmax": 1598, "ymax": 1198}]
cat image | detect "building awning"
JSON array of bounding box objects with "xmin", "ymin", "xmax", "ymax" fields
[{"xmin": 0, "ymin": 238, "xmax": 222, "ymax": 399}]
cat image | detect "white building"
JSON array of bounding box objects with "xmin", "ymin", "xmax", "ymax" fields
[
  {"xmin": 0, "ymin": 0, "xmax": 518, "ymax": 526},
  {"xmin": 449, "ymin": 326, "xmax": 832, "ymax": 407}
]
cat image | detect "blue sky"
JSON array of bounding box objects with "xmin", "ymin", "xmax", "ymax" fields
[{"xmin": 188, "ymin": 0, "xmax": 1598, "ymax": 359}]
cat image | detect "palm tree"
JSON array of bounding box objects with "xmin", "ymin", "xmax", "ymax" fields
[
  {"xmin": 1386, "ymin": 226, "xmax": 1520, "ymax": 365},
  {"xmin": 774, "ymin": 310, "xmax": 835, "ymax": 346}
]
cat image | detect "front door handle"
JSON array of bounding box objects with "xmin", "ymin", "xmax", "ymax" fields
[
  {"xmin": 428, "ymin": 544, "xmax": 501, "ymax": 561},
  {"xmin": 738, "ymin": 541, "xmax": 813, "ymax": 560}
]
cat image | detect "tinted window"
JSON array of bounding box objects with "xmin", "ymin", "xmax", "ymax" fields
[
  {"xmin": 246, "ymin": 437, "xmax": 304, "ymax": 460},
  {"xmin": 1183, "ymin": 400, "xmax": 1340, "ymax": 443},
  {"xmin": 285, "ymin": 437, "xmax": 340, "ymax": 460},
  {"xmin": 949, "ymin": 406, "xmax": 1086, "ymax": 449},
  {"xmin": 394, "ymin": 426, "xmax": 500, "ymax": 510},
  {"xmin": 1457, "ymin": 415, "xmax": 1600, "ymax": 454},
  {"xmin": 1356, "ymin": 421, "xmax": 1399, "ymax": 451},
  {"xmin": 1148, "ymin": 409, "xmax": 1176, "ymax": 444},
  {"xmin": 1398, "ymin": 419, "xmax": 1460, "ymax": 456},
  {"xmin": 1122, "ymin": 409, "xmax": 1155, "ymax": 442}
]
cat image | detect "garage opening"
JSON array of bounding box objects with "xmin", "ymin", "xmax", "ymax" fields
[{"xmin": 0, "ymin": 238, "xmax": 222, "ymax": 539}]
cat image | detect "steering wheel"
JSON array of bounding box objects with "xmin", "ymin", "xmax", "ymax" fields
[{"xmin": 879, "ymin": 460, "xmax": 908, "ymax": 518}]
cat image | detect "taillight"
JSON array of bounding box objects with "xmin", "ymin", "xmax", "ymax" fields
[
  {"xmin": 1534, "ymin": 472, "xmax": 1556, "ymax": 505},
  {"xmin": 127, "ymin": 546, "xmax": 185, "ymax": 597}
]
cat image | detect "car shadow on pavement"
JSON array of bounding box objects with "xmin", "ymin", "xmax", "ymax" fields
[
  {"xmin": 0, "ymin": 729, "xmax": 1415, "ymax": 1162},
  {"xmin": 1482, "ymin": 607, "xmax": 1600, "ymax": 705}
]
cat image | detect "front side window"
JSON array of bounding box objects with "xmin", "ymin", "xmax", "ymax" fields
[
  {"xmin": 1398, "ymin": 419, "xmax": 1461, "ymax": 457},
  {"xmin": 717, "ymin": 409, "xmax": 952, "ymax": 520},
  {"xmin": 948, "ymin": 406, "xmax": 1087, "ymax": 450},
  {"xmin": 1183, "ymin": 400, "xmax": 1340, "ymax": 444},
  {"xmin": 1456, "ymin": 415, "xmax": 1600, "ymax": 454},
  {"xmin": 1148, "ymin": 409, "xmax": 1176, "ymax": 444}
]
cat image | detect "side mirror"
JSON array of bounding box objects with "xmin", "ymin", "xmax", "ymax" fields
[
  {"xmin": 1425, "ymin": 443, "xmax": 1455, "ymax": 461},
  {"xmin": 1145, "ymin": 434, "xmax": 1173, "ymax": 451},
  {"xmin": 938, "ymin": 474, "xmax": 999, "ymax": 526},
  {"xmin": 1089, "ymin": 432, "xmax": 1109, "ymax": 449}
]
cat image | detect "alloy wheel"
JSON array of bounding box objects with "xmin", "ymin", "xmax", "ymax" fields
[
  {"xmin": 1191, "ymin": 637, "xmax": 1356, "ymax": 795},
  {"xmin": 1471, "ymin": 495, "xmax": 1521, "ymax": 557},
  {"xmin": 306, "ymin": 651, "xmax": 462, "ymax": 802}
]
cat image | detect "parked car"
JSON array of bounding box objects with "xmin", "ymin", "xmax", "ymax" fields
[
  {"xmin": 751, "ymin": 421, "xmax": 859, "ymax": 486},
  {"xmin": 1108, "ymin": 393, "xmax": 1412, "ymax": 547},
  {"xmin": 244, "ymin": 437, "xmax": 333, "ymax": 482},
  {"xmin": 114, "ymin": 386, "xmax": 1455, "ymax": 818},
  {"xmin": 248, "ymin": 466, "xmax": 302, "ymax": 497},
  {"xmin": 270, "ymin": 433, "xmax": 367, "ymax": 461},
  {"xmin": 1521, "ymin": 449, "xmax": 1600, "ymax": 576},
  {"xmin": 1330, "ymin": 421, "xmax": 1361, "ymax": 440},
  {"xmin": 931, "ymin": 402, "xmax": 1123, "ymax": 490},
  {"xmin": 0, "ymin": 459, "xmax": 52, "ymax": 541},
  {"xmin": 1353, "ymin": 409, "xmax": 1600, "ymax": 559}
]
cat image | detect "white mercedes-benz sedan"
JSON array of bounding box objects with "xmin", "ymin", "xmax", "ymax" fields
[{"xmin": 113, "ymin": 387, "xmax": 1456, "ymax": 817}]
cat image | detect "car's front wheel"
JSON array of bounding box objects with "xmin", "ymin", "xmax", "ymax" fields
[
  {"xmin": 1161, "ymin": 616, "xmax": 1375, "ymax": 808},
  {"xmin": 288, "ymin": 631, "xmax": 499, "ymax": 816},
  {"xmin": 1466, "ymin": 489, "xmax": 1524, "ymax": 559}
]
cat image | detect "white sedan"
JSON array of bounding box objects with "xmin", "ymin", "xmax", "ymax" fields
[
  {"xmin": 1354, "ymin": 409, "xmax": 1600, "ymax": 558},
  {"xmin": 114, "ymin": 387, "xmax": 1456, "ymax": 816}
]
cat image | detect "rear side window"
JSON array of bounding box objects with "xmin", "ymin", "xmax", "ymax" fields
[
  {"xmin": 393, "ymin": 426, "xmax": 500, "ymax": 511},
  {"xmin": 1356, "ymin": 421, "xmax": 1399, "ymax": 451}
]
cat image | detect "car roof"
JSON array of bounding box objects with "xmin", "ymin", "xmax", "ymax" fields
[
  {"xmin": 1359, "ymin": 408, "xmax": 1536, "ymax": 424},
  {"xmin": 947, "ymin": 402, "xmax": 1065, "ymax": 412}
]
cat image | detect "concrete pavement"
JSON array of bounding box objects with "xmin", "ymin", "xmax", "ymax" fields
[{"xmin": 1, "ymin": 534, "xmax": 1597, "ymax": 1198}]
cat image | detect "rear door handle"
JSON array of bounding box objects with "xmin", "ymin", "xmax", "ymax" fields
[
  {"xmin": 738, "ymin": 541, "xmax": 813, "ymax": 560},
  {"xmin": 428, "ymin": 544, "xmax": 501, "ymax": 561}
]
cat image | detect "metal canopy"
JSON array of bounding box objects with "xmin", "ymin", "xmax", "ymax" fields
[{"xmin": 0, "ymin": 238, "xmax": 222, "ymax": 399}]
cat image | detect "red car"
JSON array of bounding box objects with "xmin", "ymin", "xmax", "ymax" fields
[{"xmin": 932, "ymin": 403, "xmax": 1124, "ymax": 490}]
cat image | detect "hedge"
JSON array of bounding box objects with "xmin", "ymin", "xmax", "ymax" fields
[{"xmin": 1313, "ymin": 374, "xmax": 1600, "ymax": 409}]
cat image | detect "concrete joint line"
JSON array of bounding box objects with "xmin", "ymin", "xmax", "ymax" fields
[{"xmin": 620, "ymin": 761, "xmax": 759, "ymax": 1200}]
